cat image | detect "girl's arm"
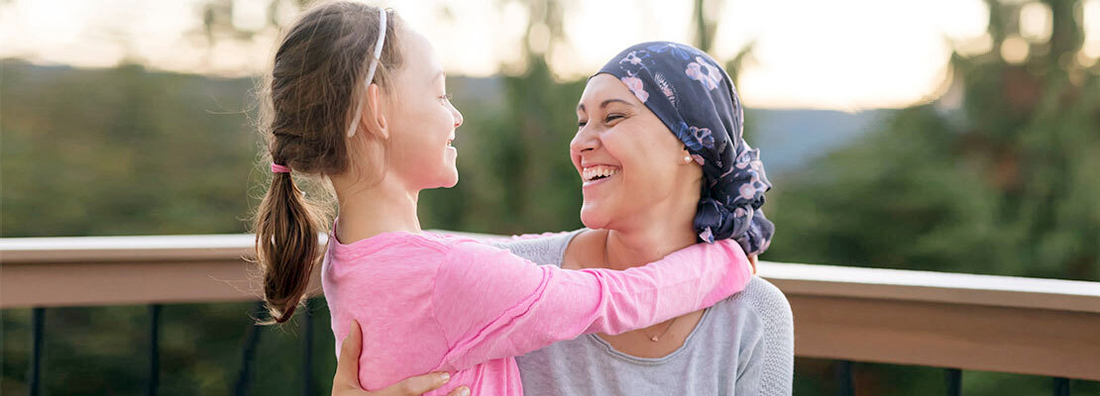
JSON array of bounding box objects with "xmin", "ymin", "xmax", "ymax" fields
[{"xmin": 432, "ymin": 238, "xmax": 751, "ymax": 371}]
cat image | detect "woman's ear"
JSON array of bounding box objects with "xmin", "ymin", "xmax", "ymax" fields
[
  {"xmin": 364, "ymin": 83, "xmax": 389, "ymax": 140},
  {"xmin": 681, "ymin": 147, "xmax": 694, "ymax": 165}
]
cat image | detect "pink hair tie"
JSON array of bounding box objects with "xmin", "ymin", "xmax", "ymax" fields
[{"xmin": 271, "ymin": 163, "xmax": 291, "ymax": 174}]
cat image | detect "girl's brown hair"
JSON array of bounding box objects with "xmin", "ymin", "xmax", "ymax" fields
[{"xmin": 252, "ymin": 1, "xmax": 404, "ymax": 324}]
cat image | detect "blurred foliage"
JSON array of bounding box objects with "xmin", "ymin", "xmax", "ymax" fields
[
  {"xmin": 421, "ymin": 58, "xmax": 585, "ymax": 236},
  {"xmin": 766, "ymin": 1, "xmax": 1100, "ymax": 393},
  {"xmin": 2, "ymin": 62, "xmax": 259, "ymax": 237},
  {"xmin": 2, "ymin": 0, "xmax": 1099, "ymax": 394},
  {"xmin": 765, "ymin": 0, "xmax": 1100, "ymax": 282},
  {"xmin": 1, "ymin": 300, "xmax": 338, "ymax": 395}
]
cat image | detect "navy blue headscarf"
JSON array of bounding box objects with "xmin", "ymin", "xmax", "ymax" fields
[{"xmin": 597, "ymin": 41, "xmax": 774, "ymax": 255}]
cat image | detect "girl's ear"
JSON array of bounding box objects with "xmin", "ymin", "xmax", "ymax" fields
[{"xmin": 364, "ymin": 83, "xmax": 389, "ymax": 140}]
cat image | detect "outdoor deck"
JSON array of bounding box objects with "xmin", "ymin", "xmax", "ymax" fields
[{"xmin": 3, "ymin": 234, "xmax": 1098, "ymax": 395}]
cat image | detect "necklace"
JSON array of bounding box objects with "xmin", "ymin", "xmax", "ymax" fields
[{"xmin": 641, "ymin": 317, "xmax": 678, "ymax": 342}]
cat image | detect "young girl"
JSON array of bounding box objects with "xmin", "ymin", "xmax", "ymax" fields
[{"xmin": 252, "ymin": 2, "xmax": 753, "ymax": 395}]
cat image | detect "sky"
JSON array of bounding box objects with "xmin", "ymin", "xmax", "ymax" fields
[{"xmin": 2, "ymin": 0, "xmax": 1099, "ymax": 110}]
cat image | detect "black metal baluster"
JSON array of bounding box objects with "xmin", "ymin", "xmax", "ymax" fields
[
  {"xmin": 1053, "ymin": 377, "xmax": 1069, "ymax": 396},
  {"xmin": 834, "ymin": 360, "xmax": 853, "ymax": 396},
  {"xmin": 234, "ymin": 301, "xmax": 267, "ymax": 396},
  {"xmin": 303, "ymin": 298, "xmax": 315, "ymax": 396},
  {"xmin": 944, "ymin": 368, "xmax": 961, "ymax": 396},
  {"xmin": 148, "ymin": 304, "xmax": 162, "ymax": 396},
  {"xmin": 27, "ymin": 307, "xmax": 45, "ymax": 396}
]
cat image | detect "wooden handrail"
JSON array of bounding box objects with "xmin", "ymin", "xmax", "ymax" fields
[
  {"xmin": 2, "ymin": 234, "xmax": 269, "ymax": 308},
  {"xmin": 759, "ymin": 262, "xmax": 1100, "ymax": 381},
  {"xmin": 2, "ymin": 234, "xmax": 1098, "ymax": 380},
  {"xmin": 760, "ymin": 262, "xmax": 1100, "ymax": 314}
]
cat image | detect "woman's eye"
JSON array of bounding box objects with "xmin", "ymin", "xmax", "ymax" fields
[
  {"xmin": 577, "ymin": 120, "xmax": 588, "ymax": 128},
  {"xmin": 604, "ymin": 114, "xmax": 624, "ymax": 123}
]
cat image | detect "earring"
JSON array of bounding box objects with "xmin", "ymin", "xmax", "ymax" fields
[{"xmin": 683, "ymin": 155, "xmax": 693, "ymax": 164}]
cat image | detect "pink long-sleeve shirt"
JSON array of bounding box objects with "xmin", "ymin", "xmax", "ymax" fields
[{"xmin": 322, "ymin": 231, "xmax": 752, "ymax": 395}]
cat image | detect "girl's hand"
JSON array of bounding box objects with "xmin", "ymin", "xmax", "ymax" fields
[
  {"xmin": 748, "ymin": 254, "xmax": 758, "ymax": 275},
  {"xmin": 333, "ymin": 320, "xmax": 470, "ymax": 396}
]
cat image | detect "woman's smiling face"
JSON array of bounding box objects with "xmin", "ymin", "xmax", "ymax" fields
[{"xmin": 570, "ymin": 74, "xmax": 703, "ymax": 230}]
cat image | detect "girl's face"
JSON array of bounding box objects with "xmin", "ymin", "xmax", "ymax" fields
[
  {"xmin": 380, "ymin": 27, "xmax": 464, "ymax": 190},
  {"xmin": 570, "ymin": 74, "xmax": 703, "ymax": 230}
]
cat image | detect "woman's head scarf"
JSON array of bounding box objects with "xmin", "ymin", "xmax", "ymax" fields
[{"xmin": 597, "ymin": 41, "xmax": 774, "ymax": 255}]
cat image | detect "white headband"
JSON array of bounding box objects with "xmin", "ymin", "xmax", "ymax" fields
[{"xmin": 347, "ymin": 8, "xmax": 389, "ymax": 138}]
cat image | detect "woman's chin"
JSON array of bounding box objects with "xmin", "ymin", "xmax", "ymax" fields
[{"xmin": 579, "ymin": 205, "xmax": 611, "ymax": 230}]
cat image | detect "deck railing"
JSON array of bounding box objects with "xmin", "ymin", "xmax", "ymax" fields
[{"xmin": 3, "ymin": 234, "xmax": 1098, "ymax": 395}]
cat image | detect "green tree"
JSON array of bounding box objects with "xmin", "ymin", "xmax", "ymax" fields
[
  {"xmin": 766, "ymin": 0, "xmax": 1099, "ymax": 281},
  {"xmin": 765, "ymin": 1, "xmax": 1100, "ymax": 393}
]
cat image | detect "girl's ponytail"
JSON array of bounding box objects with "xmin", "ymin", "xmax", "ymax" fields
[
  {"xmin": 254, "ymin": 168, "xmax": 323, "ymax": 324},
  {"xmin": 250, "ymin": 1, "xmax": 404, "ymax": 323}
]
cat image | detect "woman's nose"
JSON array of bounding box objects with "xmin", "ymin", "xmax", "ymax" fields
[{"xmin": 570, "ymin": 124, "xmax": 598, "ymax": 154}]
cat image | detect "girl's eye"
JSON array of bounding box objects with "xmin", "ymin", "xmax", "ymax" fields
[{"xmin": 439, "ymin": 94, "xmax": 453, "ymax": 102}]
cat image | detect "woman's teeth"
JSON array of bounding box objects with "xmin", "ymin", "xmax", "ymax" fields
[{"xmin": 582, "ymin": 165, "xmax": 620, "ymax": 182}]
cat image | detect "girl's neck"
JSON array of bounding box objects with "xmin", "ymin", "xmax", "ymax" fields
[{"xmin": 333, "ymin": 173, "xmax": 421, "ymax": 244}]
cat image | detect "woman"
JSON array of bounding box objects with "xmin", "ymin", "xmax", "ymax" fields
[{"xmin": 333, "ymin": 42, "xmax": 794, "ymax": 396}]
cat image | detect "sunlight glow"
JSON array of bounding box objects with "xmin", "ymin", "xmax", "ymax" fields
[
  {"xmin": 1019, "ymin": 2, "xmax": 1053, "ymax": 43},
  {"xmin": 0, "ymin": 0, "xmax": 1059, "ymax": 110},
  {"xmin": 1084, "ymin": 0, "xmax": 1100, "ymax": 60}
]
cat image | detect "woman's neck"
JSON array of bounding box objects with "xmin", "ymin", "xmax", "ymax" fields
[
  {"xmin": 603, "ymin": 219, "xmax": 697, "ymax": 271},
  {"xmin": 332, "ymin": 174, "xmax": 421, "ymax": 243}
]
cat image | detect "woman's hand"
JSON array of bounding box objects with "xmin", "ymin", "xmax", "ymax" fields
[
  {"xmin": 748, "ymin": 254, "xmax": 758, "ymax": 275},
  {"xmin": 332, "ymin": 320, "xmax": 470, "ymax": 396}
]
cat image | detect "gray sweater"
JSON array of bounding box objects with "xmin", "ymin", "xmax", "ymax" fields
[{"xmin": 494, "ymin": 230, "xmax": 794, "ymax": 396}]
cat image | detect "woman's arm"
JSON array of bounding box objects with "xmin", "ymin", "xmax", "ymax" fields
[
  {"xmin": 332, "ymin": 320, "xmax": 470, "ymax": 396},
  {"xmin": 431, "ymin": 238, "xmax": 752, "ymax": 371},
  {"xmin": 733, "ymin": 278, "xmax": 794, "ymax": 396}
]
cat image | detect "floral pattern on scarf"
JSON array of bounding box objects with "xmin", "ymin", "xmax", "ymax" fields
[{"xmin": 597, "ymin": 42, "xmax": 775, "ymax": 255}]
